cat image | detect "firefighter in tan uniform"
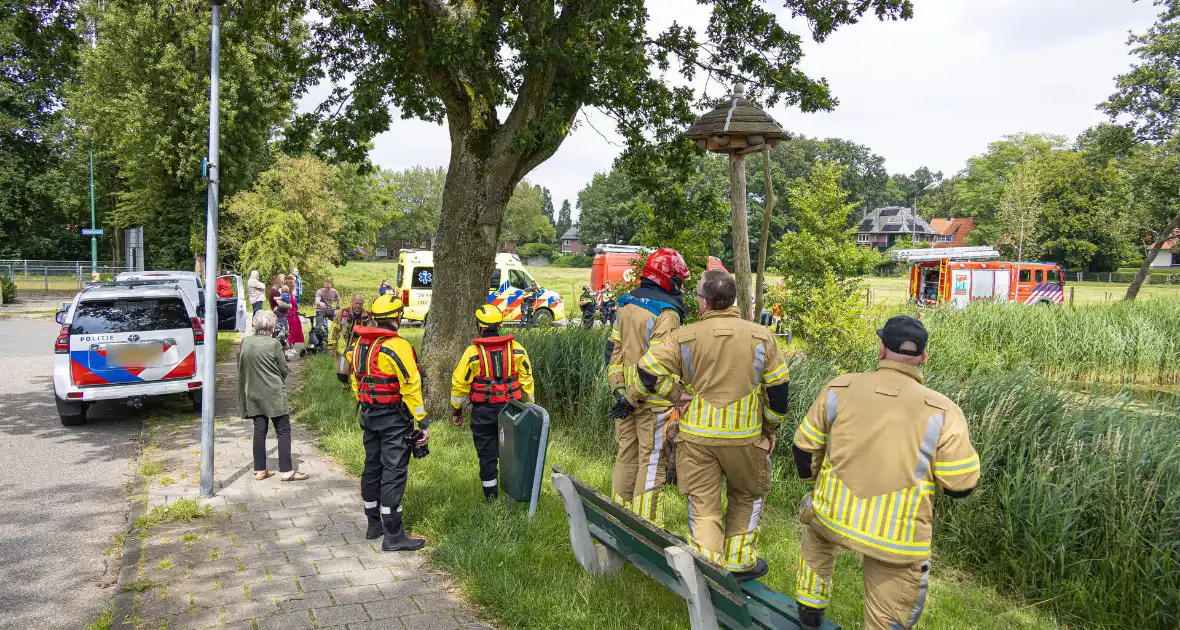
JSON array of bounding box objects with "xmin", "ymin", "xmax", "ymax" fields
[
  {"xmin": 792, "ymin": 316, "xmax": 980, "ymax": 630},
  {"xmin": 605, "ymin": 248, "xmax": 690, "ymax": 526},
  {"xmin": 615, "ymin": 270, "xmax": 790, "ymax": 581},
  {"xmin": 329, "ymin": 292, "xmax": 372, "ymax": 384},
  {"xmin": 449, "ymin": 304, "xmax": 535, "ymax": 501}
]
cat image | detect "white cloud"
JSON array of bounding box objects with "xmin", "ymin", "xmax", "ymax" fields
[{"xmin": 300, "ymin": 0, "xmax": 1160, "ymax": 217}]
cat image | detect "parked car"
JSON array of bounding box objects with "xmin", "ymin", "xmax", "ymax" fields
[
  {"xmin": 52, "ymin": 279, "xmax": 207, "ymax": 426},
  {"xmin": 115, "ymin": 270, "xmax": 246, "ymax": 332}
]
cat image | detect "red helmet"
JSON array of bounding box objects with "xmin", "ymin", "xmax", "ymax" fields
[{"xmin": 641, "ymin": 248, "xmax": 690, "ymax": 293}]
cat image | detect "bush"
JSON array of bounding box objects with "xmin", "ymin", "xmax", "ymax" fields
[
  {"xmin": 0, "ymin": 275, "xmax": 15, "ymax": 303},
  {"xmin": 789, "ymin": 277, "xmax": 886, "ymax": 372},
  {"xmin": 517, "ymin": 242, "xmax": 556, "ymax": 261},
  {"xmin": 550, "ymin": 254, "xmax": 593, "ymax": 268}
]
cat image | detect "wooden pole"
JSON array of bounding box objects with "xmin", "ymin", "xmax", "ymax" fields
[
  {"xmin": 753, "ymin": 149, "xmax": 777, "ymax": 324},
  {"xmin": 1069, "ymin": 286, "xmax": 1075, "ymax": 308},
  {"xmin": 730, "ymin": 152, "xmax": 752, "ymax": 321}
]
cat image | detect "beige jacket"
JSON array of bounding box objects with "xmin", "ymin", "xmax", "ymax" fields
[
  {"xmin": 794, "ymin": 360, "xmax": 980, "ymax": 562},
  {"xmin": 607, "ymin": 302, "xmax": 681, "ymax": 405},
  {"xmin": 627, "ymin": 308, "xmax": 790, "ymax": 446}
]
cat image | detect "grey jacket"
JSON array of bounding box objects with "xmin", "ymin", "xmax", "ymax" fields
[{"xmin": 238, "ymin": 335, "xmax": 289, "ymax": 418}]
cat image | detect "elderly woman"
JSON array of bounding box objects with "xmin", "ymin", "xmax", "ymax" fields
[
  {"xmin": 247, "ymin": 270, "xmax": 266, "ymax": 313},
  {"xmin": 239, "ymin": 311, "xmax": 307, "ymax": 481}
]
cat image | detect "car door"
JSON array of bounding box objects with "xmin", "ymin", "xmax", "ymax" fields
[{"xmin": 217, "ymin": 274, "xmax": 246, "ymax": 332}]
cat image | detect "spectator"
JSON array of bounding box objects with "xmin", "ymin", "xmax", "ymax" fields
[
  {"xmin": 239, "ymin": 311, "xmax": 307, "ymax": 482},
  {"xmin": 378, "ymin": 278, "xmax": 391, "ymax": 296},
  {"xmin": 283, "ymin": 281, "xmax": 305, "ymax": 355},
  {"xmin": 247, "ymin": 271, "xmax": 266, "ymax": 313},
  {"xmin": 267, "ymin": 274, "xmax": 286, "ymax": 310},
  {"xmin": 314, "ymin": 279, "xmax": 341, "ymax": 328},
  {"xmin": 291, "ymin": 267, "xmax": 303, "ymax": 304},
  {"xmin": 216, "ymin": 276, "xmax": 233, "ymax": 298}
]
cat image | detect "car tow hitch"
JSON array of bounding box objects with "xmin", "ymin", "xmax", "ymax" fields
[{"xmin": 126, "ymin": 396, "xmax": 145, "ymax": 410}]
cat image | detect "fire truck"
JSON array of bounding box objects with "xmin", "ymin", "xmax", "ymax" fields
[{"xmin": 891, "ymin": 247, "xmax": 1065, "ymax": 308}]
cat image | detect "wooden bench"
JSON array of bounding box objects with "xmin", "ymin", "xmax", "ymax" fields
[{"xmin": 552, "ymin": 466, "xmax": 841, "ymax": 630}]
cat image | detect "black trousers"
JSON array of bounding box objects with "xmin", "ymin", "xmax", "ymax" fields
[
  {"xmin": 252, "ymin": 414, "xmax": 292, "ymax": 472},
  {"xmin": 471, "ymin": 403, "xmax": 504, "ymax": 491},
  {"xmin": 360, "ymin": 415, "xmax": 412, "ymax": 512}
]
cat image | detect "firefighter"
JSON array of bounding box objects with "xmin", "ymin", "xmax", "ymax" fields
[
  {"xmin": 614, "ymin": 270, "xmax": 789, "ymax": 580},
  {"xmin": 791, "ymin": 316, "xmax": 980, "ymax": 630},
  {"xmin": 346, "ymin": 294, "xmax": 430, "ymax": 552},
  {"xmin": 449, "ymin": 305, "xmax": 535, "ymax": 501},
  {"xmin": 579, "ymin": 285, "xmax": 596, "ymax": 328},
  {"xmin": 329, "ymin": 292, "xmax": 372, "ymax": 385},
  {"xmin": 605, "ymin": 248, "xmax": 689, "ymax": 526}
]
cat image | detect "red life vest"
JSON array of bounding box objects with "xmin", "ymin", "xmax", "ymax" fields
[
  {"xmin": 351, "ymin": 326, "xmax": 416, "ymax": 408},
  {"xmin": 470, "ymin": 335, "xmax": 523, "ymax": 405}
]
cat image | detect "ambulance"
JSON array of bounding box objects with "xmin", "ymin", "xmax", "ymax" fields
[
  {"xmin": 892, "ymin": 246, "xmax": 1065, "ymax": 308},
  {"xmin": 589, "ymin": 244, "xmax": 726, "ymax": 291},
  {"xmin": 394, "ymin": 250, "xmax": 566, "ymax": 325}
]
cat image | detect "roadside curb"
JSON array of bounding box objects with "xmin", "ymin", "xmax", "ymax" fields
[{"xmin": 111, "ymin": 421, "xmax": 151, "ymax": 630}]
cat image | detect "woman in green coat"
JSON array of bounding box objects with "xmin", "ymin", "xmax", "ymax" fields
[{"xmin": 239, "ymin": 310, "xmax": 308, "ymax": 481}]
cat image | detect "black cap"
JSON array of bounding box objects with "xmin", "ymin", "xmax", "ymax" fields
[{"xmin": 876, "ymin": 315, "xmax": 928, "ymax": 356}]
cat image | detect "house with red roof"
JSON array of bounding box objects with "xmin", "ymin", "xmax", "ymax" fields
[
  {"xmin": 929, "ymin": 217, "xmax": 977, "ymax": 248},
  {"xmin": 1150, "ymin": 234, "xmax": 1177, "ymax": 268}
]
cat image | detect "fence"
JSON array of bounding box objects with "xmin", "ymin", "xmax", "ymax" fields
[
  {"xmin": 1074, "ymin": 271, "xmax": 1180, "ymax": 285},
  {"xmin": 0, "ymin": 260, "xmax": 133, "ymax": 295}
]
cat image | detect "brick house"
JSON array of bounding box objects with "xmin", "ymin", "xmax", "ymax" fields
[
  {"xmin": 560, "ymin": 226, "xmax": 583, "ymax": 255},
  {"xmin": 929, "ymin": 217, "xmax": 977, "ymax": 248},
  {"xmin": 855, "ymin": 207, "xmax": 937, "ymax": 251}
]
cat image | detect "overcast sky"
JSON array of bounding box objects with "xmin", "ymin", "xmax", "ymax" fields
[{"xmin": 299, "ymin": 0, "xmax": 1160, "ymax": 219}]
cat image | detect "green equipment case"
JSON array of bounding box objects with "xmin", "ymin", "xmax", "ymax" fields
[{"xmin": 497, "ymin": 401, "xmax": 551, "ymax": 518}]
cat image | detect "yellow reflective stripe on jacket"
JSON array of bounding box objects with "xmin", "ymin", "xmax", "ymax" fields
[
  {"xmin": 799, "ymin": 418, "xmax": 828, "ymax": 445},
  {"xmin": 679, "ymin": 388, "xmax": 763, "ymax": 439},
  {"xmin": 763, "ymin": 404, "xmax": 787, "ymax": 423},
  {"xmin": 811, "ymin": 464, "xmax": 932, "ymax": 557},
  {"xmin": 626, "ymin": 364, "xmax": 673, "ymax": 406},
  {"xmin": 609, "ymin": 328, "xmax": 621, "ymax": 342},
  {"xmin": 795, "ymin": 557, "xmax": 832, "ymax": 608},
  {"xmin": 640, "ymin": 353, "xmax": 671, "ymax": 376},
  {"xmin": 762, "ymin": 362, "xmax": 789, "ymax": 384},
  {"xmin": 934, "ymin": 455, "xmax": 980, "ymax": 476}
]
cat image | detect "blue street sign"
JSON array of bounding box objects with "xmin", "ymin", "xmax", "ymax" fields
[{"xmin": 82, "ymin": 228, "xmax": 104, "ymax": 236}]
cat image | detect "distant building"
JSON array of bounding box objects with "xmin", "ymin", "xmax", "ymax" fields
[
  {"xmin": 929, "ymin": 217, "xmax": 977, "ymax": 248},
  {"xmin": 1150, "ymin": 235, "xmax": 1177, "ymax": 268},
  {"xmin": 560, "ymin": 225, "xmax": 583, "ymax": 255},
  {"xmin": 856, "ymin": 207, "xmax": 937, "ymax": 251}
]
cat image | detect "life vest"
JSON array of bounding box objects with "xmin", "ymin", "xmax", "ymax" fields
[
  {"xmin": 470, "ymin": 335, "xmax": 523, "ymax": 405},
  {"xmin": 351, "ymin": 326, "xmax": 415, "ymax": 408}
]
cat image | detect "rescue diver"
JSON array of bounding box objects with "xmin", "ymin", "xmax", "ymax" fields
[
  {"xmin": 579, "ymin": 285, "xmax": 596, "ymax": 328},
  {"xmin": 329, "ymin": 292, "xmax": 372, "ymax": 385},
  {"xmin": 614, "ymin": 269, "xmax": 789, "ymax": 581},
  {"xmin": 605, "ymin": 248, "xmax": 689, "ymax": 526},
  {"xmin": 346, "ymin": 294, "xmax": 430, "ymax": 552},
  {"xmin": 792, "ymin": 315, "xmax": 980, "ymax": 630},
  {"xmin": 450, "ymin": 305, "xmax": 535, "ymax": 501}
]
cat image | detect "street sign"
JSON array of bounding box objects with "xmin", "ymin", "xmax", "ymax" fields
[{"xmin": 82, "ymin": 228, "xmax": 104, "ymax": 236}]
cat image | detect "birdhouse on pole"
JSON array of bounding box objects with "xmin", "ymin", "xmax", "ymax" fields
[{"xmin": 685, "ymin": 84, "xmax": 787, "ymax": 320}]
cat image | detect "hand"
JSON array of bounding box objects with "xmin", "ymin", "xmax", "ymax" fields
[
  {"xmin": 415, "ymin": 429, "xmax": 430, "ymax": 446},
  {"xmin": 766, "ymin": 435, "xmax": 777, "ymax": 456},
  {"xmin": 676, "ymin": 393, "xmax": 693, "ymax": 412},
  {"xmin": 609, "ymin": 397, "xmax": 635, "ymax": 420},
  {"xmin": 450, "ymin": 409, "xmax": 464, "ymax": 427}
]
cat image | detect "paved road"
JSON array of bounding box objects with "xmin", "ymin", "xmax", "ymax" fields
[{"xmin": 0, "ymin": 319, "xmax": 141, "ymax": 629}]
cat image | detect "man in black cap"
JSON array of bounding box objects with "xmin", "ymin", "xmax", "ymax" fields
[{"xmin": 790, "ymin": 315, "xmax": 980, "ymax": 630}]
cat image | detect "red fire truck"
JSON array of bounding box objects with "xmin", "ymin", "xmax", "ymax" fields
[{"xmin": 892, "ymin": 247, "xmax": 1065, "ymax": 308}]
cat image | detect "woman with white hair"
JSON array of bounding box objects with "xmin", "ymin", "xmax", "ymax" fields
[
  {"xmin": 247, "ymin": 270, "xmax": 266, "ymax": 314},
  {"xmin": 238, "ymin": 310, "xmax": 307, "ymax": 481}
]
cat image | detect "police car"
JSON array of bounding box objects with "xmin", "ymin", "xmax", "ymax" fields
[{"xmin": 52, "ymin": 279, "xmax": 209, "ymax": 426}]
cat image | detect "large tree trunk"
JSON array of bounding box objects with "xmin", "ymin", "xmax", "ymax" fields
[
  {"xmin": 1125, "ymin": 208, "xmax": 1180, "ymax": 301},
  {"xmin": 753, "ymin": 149, "xmax": 777, "ymax": 322},
  {"xmin": 420, "ymin": 130, "xmax": 517, "ymax": 413},
  {"xmin": 729, "ymin": 153, "xmax": 752, "ymax": 320}
]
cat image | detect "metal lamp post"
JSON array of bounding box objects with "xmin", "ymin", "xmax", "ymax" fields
[
  {"xmin": 199, "ymin": 0, "xmax": 224, "ymax": 498},
  {"xmin": 685, "ymin": 84, "xmax": 787, "ymax": 321},
  {"xmin": 83, "ymin": 126, "xmax": 97, "ymax": 273}
]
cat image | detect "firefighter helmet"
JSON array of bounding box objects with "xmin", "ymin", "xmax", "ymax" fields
[
  {"xmin": 475, "ymin": 304, "xmax": 503, "ymax": 327},
  {"xmin": 370, "ymin": 294, "xmax": 404, "ymax": 320},
  {"xmin": 641, "ymin": 248, "xmax": 691, "ymax": 293}
]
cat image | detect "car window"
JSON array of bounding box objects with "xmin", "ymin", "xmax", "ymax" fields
[
  {"xmin": 410, "ymin": 266, "xmax": 434, "ymax": 289},
  {"xmin": 70, "ymin": 298, "xmax": 192, "ymax": 334},
  {"xmin": 1048, "ymin": 269, "xmax": 1060, "ymax": 283},
  {"xmin": 490, "ymin": 270, "xmax": 502, "ymax": 291},
  {"xmin": 1035, "ymin": 270, "xmax": 1044, "ymax": 283},
  {"xmin": 396, "ymin": 264, "xmax": 404, "ymax": 288},
  {"xmin": 1019, "ymin": 270, "xmax": 1031, "ymax": 283},
  {"xmin": 509, "ymin": 270, "xmax": 530, "ymax": 290}
]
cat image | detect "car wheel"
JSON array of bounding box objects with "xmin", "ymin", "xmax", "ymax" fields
[
  {"xmin": 532, "ymin": 308, "xmax": 555, "ymax": 327},
  {"xmin": 60, "ymin": 409, "xmax": 86, "ymax": 426},
  {"xmin": 189, "ymin": 390, "xmax": 202, "ymax": 412}
]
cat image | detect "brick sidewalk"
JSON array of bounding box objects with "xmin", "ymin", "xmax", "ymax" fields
[{"xmin": 121, "ymin": 349, "xmax": 492, "ymax": 630}]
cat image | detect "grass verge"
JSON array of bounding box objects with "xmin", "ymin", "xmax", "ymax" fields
[
  {"xmin": 83, "ymin": 604, "xmax": 114, "ymax": 630},
  {"xmin": 293, "ymin": 351, "xmax": 1062, "ymax": 630},
  {"xmin": 133, "ymin": 498, "xmax": 213, "ymax": 530}
]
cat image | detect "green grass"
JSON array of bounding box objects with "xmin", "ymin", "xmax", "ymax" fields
[
  {"xmin": 133, "ymin": 499, "xmax": 214, "ymax": 530},
  {"xmin": 120, "ymin": 579, "xmax": 166, "ymax": 593},
  {"xmin": 84, "ymin": 603, "xmax": 114, "ymax": 630},
  {"xmin": 216, "ymin": 332, "xmax": 235, "ymax": 358},
  {"xmin": 293, "ymin": 343, "xmax": 1063, "ymax": 630},
  {"xmin": 137, "ymin": 460, "xmax": 166, "ymax": 477}
]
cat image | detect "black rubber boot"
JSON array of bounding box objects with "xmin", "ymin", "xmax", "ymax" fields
[
  {"xmin": 364, "ymin": 507, "xmax": 382, "ymax": 540},
  {"xmin": 381, "ymin": 514, "xmax": 426, "ymax": 552},
  {"xmin": 797, "ymin": 603, "xmax": 825, "ymax": 630},
  {"xmin": 483, "ymin": 485, "xmax": 498, "ymax": 503},
  {"xmin": 732, "ymin": 557, "xmax": 769, "ymax": 582}
]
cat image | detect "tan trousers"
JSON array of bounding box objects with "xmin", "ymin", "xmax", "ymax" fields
[
  {"xmin": 676, "ymin": 439, "xmax": 771, "ymax": 571},
  {"xmin": 796, "ymin": 507, "xmax": 930, "ymax": 630},
  {"xmin": 611, "ymin": 405, "xmax": 671, "ymax": 526}
]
